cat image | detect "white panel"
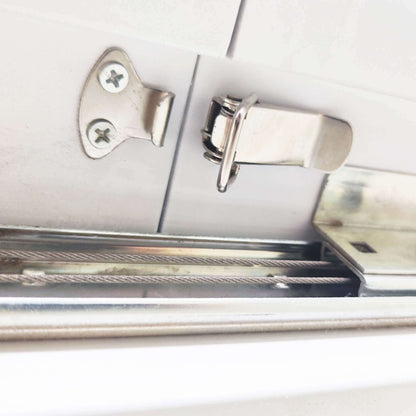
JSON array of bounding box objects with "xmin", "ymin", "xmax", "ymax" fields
[
  {"xmin": 0, "ymin": 0, "xmax": 241, "ymax": 56},
  {"xmin": 231, "ymin": 0, "xmax": 416, "ymax": 99},
  {"xmin": 136, "ymin": 385, "xmax": 416, "ymax": 416},
  {"xmin": 2, "ymin": 329, "xmax": 416, "ymax": 415},
  {"xmin": 162, "ymin": 56, "xmax": 416, "ymax": 240},
  {"xmin": 0, "ymin": 9, "xmax": 196, "ymax": 233}
]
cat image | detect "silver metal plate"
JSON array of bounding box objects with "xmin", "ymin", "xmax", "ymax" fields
[
  {"xmin": 314, "ymin": 166, "xmax": 416, "ymax": 294},
  {"xmin": 79, "ymin": 48, "xmax": 174, "ymax": 159}
]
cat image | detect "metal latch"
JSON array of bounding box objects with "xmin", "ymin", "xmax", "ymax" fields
[
  {"xmin": 314, "ymin": 166, "xmax": 416, "ymax": 295},
  {"xmin": 79, "ymin": 48, "xmax": 175, "ymax": 159},
  {"xmin": 202, "ymin": 94, "xmax": 353, "ymax": 192}
]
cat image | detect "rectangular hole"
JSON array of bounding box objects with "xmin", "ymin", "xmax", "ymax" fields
[{"xmin": 350, "ymin": 241, "xmax": 377, "ymax": 253}]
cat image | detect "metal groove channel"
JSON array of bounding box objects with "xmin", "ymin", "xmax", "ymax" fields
[{"xmin": 0, "ymin": 229, "xmax": 379, "ymax": 339}]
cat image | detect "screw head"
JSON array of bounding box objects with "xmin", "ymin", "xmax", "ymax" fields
[
  {"xmin": 87, "ymin": 119, "xmax": 117, "ymax": 149},
  {"xmin": 98, "ymin": 62, "xmax": 129, "ymax": 93}
]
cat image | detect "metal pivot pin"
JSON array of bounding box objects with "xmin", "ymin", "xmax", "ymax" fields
[
  {"xmin": 202, "ymin": 94, "xmax": 353, "ymax": 192},
  {"xmin": 79, "ymin": 47, "xmax": 175, "ymax": 159}
]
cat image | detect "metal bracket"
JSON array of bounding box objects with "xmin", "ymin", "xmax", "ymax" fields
[
  {"xmin": 202, "ymin": 95, "xmax": 353, "ymax": 192},
  {"xmin": 314, "ymin": 166, "xmax": 416, "ymax": 295},
  {"xmin": 79, "ymin": 47, "xmax": 175, "ymax": 159}
]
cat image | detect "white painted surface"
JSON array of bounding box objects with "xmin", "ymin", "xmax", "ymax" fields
[
  {"xmin": 162, "ymin": 56, "xmax": 416, "ymax": 239},
  {"xmin": 231, "ymin": 0, "xmax": 416, "ymax": 100},
  {"xmin": 1, "ymin": 329, "xmax": 416, "ymax": 415},
  {"xmin": 0, "ymin": 9, "xmax": 196, "ymax": 233},
  {"xmin": 0, "ymin": 0, "xmax": 241, "ymax": 56},
  {"xmin": 136, "ymin": 384, "xmax": 416, "ymax": 416}
]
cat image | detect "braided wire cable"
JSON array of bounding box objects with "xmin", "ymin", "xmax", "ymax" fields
[
  {"xmin": 0, "ymin": 273, "xmax": 354, "ymax": 285},
  {"xmin": 0, "ymin": 249, "xmax": 331, "ymax": 268}
]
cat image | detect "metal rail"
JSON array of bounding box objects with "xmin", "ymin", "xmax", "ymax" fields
[{"xmin": 1, "ymin": 297, "xmax": 416, "ymax": 340}]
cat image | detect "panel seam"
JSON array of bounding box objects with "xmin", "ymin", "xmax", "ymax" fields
[
  {"xmin": 226, "ymin": 0, "xmax": 246, "ymax": 57},
  {"xmin": 156, "ymin": 55, "xmax": 201, "ymax": 233}
]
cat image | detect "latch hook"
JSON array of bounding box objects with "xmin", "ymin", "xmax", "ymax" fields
[{"xmin": 202, "ymin": 94, "xmax": 353, "ymax": 192}]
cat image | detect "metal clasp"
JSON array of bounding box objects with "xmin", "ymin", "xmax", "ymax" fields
[{"xmin": 202, "ymin": 94, "xmax": 353, "ymax": 192}]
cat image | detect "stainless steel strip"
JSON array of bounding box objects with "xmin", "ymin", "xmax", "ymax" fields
[
  {"xmin": 0, "ymin": 273, "xmax": 353, "ymax": 285},
  {"xmin": 1, "ymin": 297, "xmax": 416, "ymax": 340},
  {"xmin": 0, "ymin": 226, "xmax": 310, "ymax": 250}
]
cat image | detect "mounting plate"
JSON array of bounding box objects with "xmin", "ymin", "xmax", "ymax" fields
[
  {"xmin": 79, "ymin": 47, "xmax": 175, "ymax": 159},
  {"xmin": 314, "ymin": 166, "xmax": 416, "ymax": 295}
]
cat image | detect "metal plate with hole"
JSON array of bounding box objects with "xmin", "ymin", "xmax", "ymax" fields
[{"xmin": 314, "ymin": 166, "xmax": 416, "ymax": 295}]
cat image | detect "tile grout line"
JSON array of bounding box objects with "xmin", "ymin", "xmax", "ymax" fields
[{"xmin": 156, "ymin": 55, "xmax": 201, "ymax": 233}]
